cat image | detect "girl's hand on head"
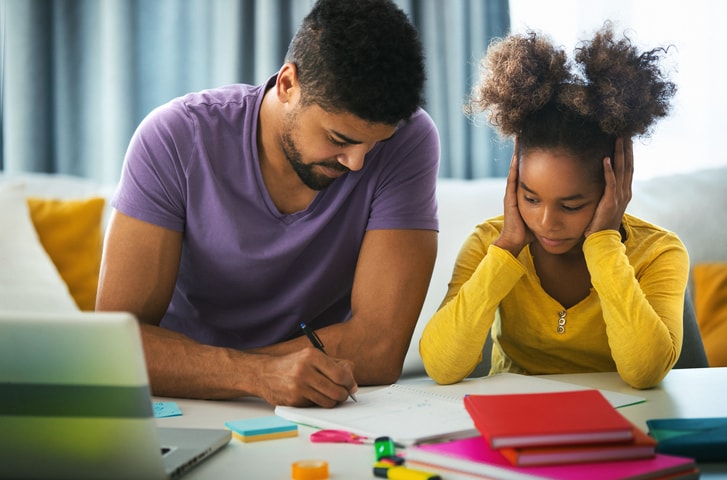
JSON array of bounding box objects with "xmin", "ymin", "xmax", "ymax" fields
[
  {"xmin": 494, "ymin": 138, "xmax": 534, "ymax": 256},
  {"xmin": 585, "ymin": 137, "xmax": 634, "ymax": 237}
]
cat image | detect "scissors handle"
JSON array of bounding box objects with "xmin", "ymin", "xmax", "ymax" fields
[{"xmin": 310, "ymin": 429, "xmax": 370, "ymax": 444}]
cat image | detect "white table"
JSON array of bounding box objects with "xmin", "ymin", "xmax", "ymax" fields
[{"xmin": 156, "ymin": 368, "xmax": 727, "ymax": 479}]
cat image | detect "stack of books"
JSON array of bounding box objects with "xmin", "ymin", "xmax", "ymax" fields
[{"xmin": 405, "ymin": 390, "xmax": 699, "ymax": 479}]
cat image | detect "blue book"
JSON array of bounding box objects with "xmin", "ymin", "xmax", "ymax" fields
[{"xmin": 647, "ymin": 417, "xmax": 727, "ymax": 462}]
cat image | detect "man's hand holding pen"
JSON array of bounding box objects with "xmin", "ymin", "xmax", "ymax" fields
[
  {"xmin": 258, "ymin": 346, "xmax": 357, "ymax": 408},
  {"xmin": 241, "ymin": 322, "xmax": 358, "ymax": 408},
  {"xmin": 301, "ymin": 323, "xmax": 358, "ymax": 404}
]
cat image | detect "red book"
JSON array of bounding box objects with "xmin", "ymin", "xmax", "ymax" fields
[
  {"xmin": 499, "ymin": 425, "xmax": 657, "ymax": 466},
  {"xmin": 464, "ymin": 389, "xmax": 634, "ymax": 448}
]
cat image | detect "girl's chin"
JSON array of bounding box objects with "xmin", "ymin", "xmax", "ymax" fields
[{"xmin": 536, "ymin": 237, "xmax": 581, "ymax": 255}]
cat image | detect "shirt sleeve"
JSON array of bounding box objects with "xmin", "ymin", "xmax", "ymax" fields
[
  {"xmin": 365, "ymin": 109, "xmax": 440, "ymax": 232},
  {"xmin": 111, "ymin": 99, "xmax": 192, "ymax": 232},
  {"xmin": 584, "ymin": 229, "xmax": 689, "ymax": 389},
  {"xmin": 420, "ymin": 223, "xmax": 527, "ymax": 384}
]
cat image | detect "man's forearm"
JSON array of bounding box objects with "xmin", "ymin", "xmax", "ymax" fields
[
  {"xmin": 140, "ymin": 324, "xmax": 264, "ymax": 400},
  {"xmin": 140, "ymin": 323, "xmax": 359, "ymax": 407}
]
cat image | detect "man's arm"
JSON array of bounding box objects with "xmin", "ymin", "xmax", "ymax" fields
[
  {"xmin": 253, "ymin": 228, "xmax": 438, "ymax": 385},
  {"xmin": 96, "ymin": 211, "xmax": 356, "ymax": 406},
  {"xmin": 340, "ymin": 228, "xmax": 438, "ymax": 384}
]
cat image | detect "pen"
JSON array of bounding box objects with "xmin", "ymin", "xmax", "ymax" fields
[
  {"xmin": 373, "ymin": 462, "xmax": 441, "ymax": 480},
  {"xmin": 300, "ymin": 322, "xmax": 357, "ymax": 402}
]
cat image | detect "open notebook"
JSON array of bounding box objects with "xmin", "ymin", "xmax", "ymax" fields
[{"xmin": 0, "ymin": 311, "xmax": 231, "ymax": 479}]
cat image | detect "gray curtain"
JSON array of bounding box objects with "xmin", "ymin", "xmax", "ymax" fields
[{"xmin": 0, "ymin": 0, "xmax": 510, "ymax": 183}]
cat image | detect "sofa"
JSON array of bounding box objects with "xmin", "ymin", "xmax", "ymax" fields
[{"xmin": 2, "ymin": 166, "xmax": 726, "ymax": 375}]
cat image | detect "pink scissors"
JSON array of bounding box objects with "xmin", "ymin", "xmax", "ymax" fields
[{"xmin": 310, "ymin": 429, "xmax": 372, "ymax": 444}]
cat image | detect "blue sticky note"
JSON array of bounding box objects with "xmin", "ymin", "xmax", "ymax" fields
[
  {"xmin": 225, "ymin": 416, "xmax": 298, "ymax": 436},
  {"xmin": 153, "ymin": 401, "xmax": 182, "ymax": 418}
]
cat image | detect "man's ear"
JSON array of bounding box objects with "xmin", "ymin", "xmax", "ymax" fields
[{"xmin": 276, "ymin": 63, "xmax": 300, "ymax": 104}]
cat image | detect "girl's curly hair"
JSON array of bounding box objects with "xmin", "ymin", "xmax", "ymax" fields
[{"xmin": 467, "ymin": 22, "xmax": 676, "ymax": 172}]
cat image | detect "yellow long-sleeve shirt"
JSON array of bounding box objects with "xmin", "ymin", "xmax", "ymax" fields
[{"xmin": 420, "ymin": 214, "xmax": 689, "ymax": 389}]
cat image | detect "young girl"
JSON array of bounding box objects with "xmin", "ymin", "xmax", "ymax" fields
[{"xmin": 420, "ymin": 23, "xmax": 686, "ymax": 389}]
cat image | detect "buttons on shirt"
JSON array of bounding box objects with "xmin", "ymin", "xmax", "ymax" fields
[{"xmin": 557, "ymin": 310, "xmax": 567, "ymax": 334}]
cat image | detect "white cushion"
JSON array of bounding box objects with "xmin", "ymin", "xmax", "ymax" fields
[
  {"xmin": 628, "ymin": 167, "xmax": 727, "ymax": 266},
  {"xmin": 0, "ymin": 183, "xmax": 79, "ymax": 312},
  {"xmin": 403, "ymin": 177, "xmax": 506, "ymax": 376}
]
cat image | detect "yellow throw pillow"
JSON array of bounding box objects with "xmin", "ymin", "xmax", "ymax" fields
[
  {"xmin": 26, "ymin": 197, "xmax": 105, "ymax": 311},
  {"xmin": 693, "ymin": 262, "xmax": 727, "ymax": 367}
]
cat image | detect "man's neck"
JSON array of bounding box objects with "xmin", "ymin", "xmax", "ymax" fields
[{"xmin": 256, "ymin": 89, "xmax": 317, "ymax": 214}]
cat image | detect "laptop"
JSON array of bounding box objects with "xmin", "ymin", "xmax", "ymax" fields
[{"xmin": 0, "ymin": 311, "xmax": 231, "ymax": 479}]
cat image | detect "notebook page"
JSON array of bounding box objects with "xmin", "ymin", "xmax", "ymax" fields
[{"xmin": 274, "ymin": 384, "xmax": 477, "ymax": 446}]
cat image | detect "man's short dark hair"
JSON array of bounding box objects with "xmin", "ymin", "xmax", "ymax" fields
[{"xmin": 285, "ymin": 0, "xmax": 426, "ymax": 125}]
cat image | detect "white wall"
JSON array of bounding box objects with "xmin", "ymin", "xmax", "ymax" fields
[{"xmin": 509, "ymin": 0, "xmax": 727, "ymax": 179}]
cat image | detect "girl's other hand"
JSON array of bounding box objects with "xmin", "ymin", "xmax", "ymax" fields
[
  {"xmin": 494, "ymin": 138, "xmax": 534, "ymax": 256},
  {"xmin": 585, "ymin": 137, "xmax": 634, "ymax": 237}
]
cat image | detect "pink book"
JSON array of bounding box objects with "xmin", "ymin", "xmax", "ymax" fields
[{"xmin": 405, "ymin": 436, "xmax": 698, "ymax": 480}]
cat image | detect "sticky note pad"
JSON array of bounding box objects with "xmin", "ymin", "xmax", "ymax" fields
[
  {"xmin": 225, "ymin": 416, "xmax": 299, "ymax": 442},
  {"xmin": 153, "ymin": 401, "xmax": 182, "ymax": 418}
]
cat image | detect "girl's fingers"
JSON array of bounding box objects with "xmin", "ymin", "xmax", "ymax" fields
[
  {"xmin": 623, "ymin": 137, "xmax": 634, "ymax": 198},
  {"xmin": 504, "ymin": 138, "xmax": 519, "ymax": 203}
]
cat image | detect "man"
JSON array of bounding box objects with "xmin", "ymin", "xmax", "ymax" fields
[{"xmin": 96, "ymin": 0, "xmax": 439, "ymax": 408}]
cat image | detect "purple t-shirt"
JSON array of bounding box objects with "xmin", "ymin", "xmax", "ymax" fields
[{"xmin": 112, "ymin": 77, "xmax": 440, "ymax": 349}]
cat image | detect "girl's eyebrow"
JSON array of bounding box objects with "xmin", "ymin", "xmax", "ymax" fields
[{"xmin": 520, "ymin": 180, "xmax": 586, "ymax": 201}]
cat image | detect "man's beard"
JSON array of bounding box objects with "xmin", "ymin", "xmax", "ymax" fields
[{"xmin": 281, "ymin": 129, "xmax": 349, "ymax": 191}]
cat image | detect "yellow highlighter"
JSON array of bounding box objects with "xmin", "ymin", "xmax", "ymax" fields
[{"xmin": 373, "ymin": 461, "xmax": 441, "ymax": 480}]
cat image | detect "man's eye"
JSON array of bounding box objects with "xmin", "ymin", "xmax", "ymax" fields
[
  {"xmin": 329, "ymin": 137, "xmax": 347, "ymax": 148},
  {"xmin": 563, "ymin": 204, "xmax": 584, "ymax": 212},
  {"xmin": 524, "ymin": 196, "xmax": 538, "ymax": 204}
]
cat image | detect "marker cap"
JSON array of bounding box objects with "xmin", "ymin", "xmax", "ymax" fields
[{"xmin": 374, "ymin": 436, "xmax": 396, "ymax": 460}]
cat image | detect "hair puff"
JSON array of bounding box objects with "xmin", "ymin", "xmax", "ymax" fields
[
  {"xmin": 468, "ymin": 31, "xmax": 572, "ymax": 136},
  {"xmin": 468, "ymin": 22, "xmax": 676, "ymax": 140},
  {"xmin": 572, "ymin": 23, "xmax": 676, "ymax": 136}
]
